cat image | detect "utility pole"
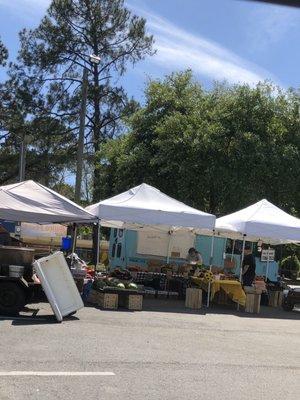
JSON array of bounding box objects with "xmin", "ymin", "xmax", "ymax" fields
[
  {"xmin": 75, "ymin": 67, "xmax": 88, "ymax": 203},
  {"xmin": 19, "ymin": 133, "xmax": 26, "ymax": 182}
]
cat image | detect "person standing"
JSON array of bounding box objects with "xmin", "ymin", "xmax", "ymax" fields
[
  {"xmin": 187, "ymin": 247, "xmax": 203, "ymax": 265},
  {"xmin": 242, "ymin": 244, "xmax": 256, "ymax": 286}
]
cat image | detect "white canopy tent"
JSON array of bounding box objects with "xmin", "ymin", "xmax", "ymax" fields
[
  {"xmin": 215, "ymin": 199, "xmax": 300, "ymax": 282},
  {"xmin": 87, "ymin": 183, "xmax": 216, "ymax": 306},
  {"xmin": 215, "ymin": 199, "xmax": 300, "ymax": 244},
  {"xmin": 86, "ymin": 183, "xmax": 215, "ymax": 232},
  {"xmin": 0, "ymin": 180, "xmax": 96, "ymax": 224}
]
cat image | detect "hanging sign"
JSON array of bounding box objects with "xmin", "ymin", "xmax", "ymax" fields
[
  {"xmin": 137, "ymin": 230, "xmax": 195, "ymax": 258},
  {"xmin": 261, "ymin": 249, "xmax": 275, "ymax": 262}
]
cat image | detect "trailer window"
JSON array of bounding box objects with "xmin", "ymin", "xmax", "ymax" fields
[
  {"xmin": 117, "ymin": 243, "xmax": 122, "ymax": 258},
  {"xmin": 112, "ymin": 243, "xmax": 116, "ymax": 257}
]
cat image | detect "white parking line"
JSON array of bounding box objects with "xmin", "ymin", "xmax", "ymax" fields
[{"xmin": 0, "ymin": 371, "xmax": 115, "ymax": 376}]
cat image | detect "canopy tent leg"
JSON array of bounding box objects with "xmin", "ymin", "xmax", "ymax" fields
[
  {"xmin": 237, "ymin": 235, "xmax": 246, "ymax": 311},
  {"xmin": 265, "ymin": 244, "xmax": 271, "ymax": 282},
  {"xmin": 71, "ymin": 223, "xmax": 77, "ymax": 254},
  {"xmin": 70, "ymin": 223, "xmax": 77, "ymax": 268},
  {"xmin": 206, "ymin": 232, "xmax": 215, "ymax": 308},
  {"xmin": 231, "ymin": 240, "xmax": 236, "ymax": 261},
  {"xmin": 166, "ymin": 229, "xmax": 173, "ymax": 264},
  {"xmin": 92, "ymin": 220, "xmax": 101, "ymax": 276}
]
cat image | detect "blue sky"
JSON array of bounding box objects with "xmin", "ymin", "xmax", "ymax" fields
[{"xmin": 0, "ymin": 0, "xmax": 299, "ymax": 101}]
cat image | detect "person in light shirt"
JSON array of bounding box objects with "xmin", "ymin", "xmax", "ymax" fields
[{"xmin": 187, "ymin": 247, "xmax": 203, "ymax": 265}]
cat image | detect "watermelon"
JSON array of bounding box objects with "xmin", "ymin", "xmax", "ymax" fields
[
  {"xmin": 127, "ymin": 283, "xmax": 138, "ymax": 290},
  {"xmin": 117, "ymin": 283, "xmax": 125, "ymax": 289}
]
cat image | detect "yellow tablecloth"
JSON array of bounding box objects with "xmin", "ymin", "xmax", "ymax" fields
[
  {"xmin": 211, "ymin": 280, "xmax": 246, "ymax": 307},
  {"xmin": 191, "ymin": 278, "xmax": 246, "ymax": 307}
]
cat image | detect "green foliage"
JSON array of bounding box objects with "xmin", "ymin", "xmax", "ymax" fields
[
  {"xmin": 52, "ymin": 182, "xmax": 75, "ymax": 200},
  {"xmin": 2, "ymin": 0, "xmax": 154, "ymax": 198},
  {"xmin": 280, "ymin": 255, "xmax": 300, "ymax": 271},
  {"xmin": 97, "ymin": 71, "xmax": 300, "ymax": 215},
  {"xmin": 0, "ymin": 36, "xmax": 8, "ymax": 66},
  {"xmin": 280, "ymin": 255, "xmax": 300, "ymax": 279}
]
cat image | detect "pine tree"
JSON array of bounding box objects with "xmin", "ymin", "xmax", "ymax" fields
[{"xmin": 12, "ymin": 0, "xmax": 154, "ymax": 200}]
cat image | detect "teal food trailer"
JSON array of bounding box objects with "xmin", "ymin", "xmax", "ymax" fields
[{"xmin": 108, "ymin": 228, "xmax": 279, "ymax": 281}]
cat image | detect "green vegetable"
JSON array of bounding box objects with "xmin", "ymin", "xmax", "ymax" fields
[
  {"xmin": 127, "ymin": 283, "xmax": 138, "ymax": 290},
  {"xmin": 117, "ymin": 283, "xmax": 125, "ymax": 289}
]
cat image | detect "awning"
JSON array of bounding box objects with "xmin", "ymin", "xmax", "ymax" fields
[
  {"xmin": 215, "ymin": 199, "xmax": 300, "ymax": 244},
  {"xmin": 86, "ymin": 183, "xmax": 216, "ymax": 232},
  {"xmin": 0, "ymin": 180, "xmax": 96, "ymax": 224}
]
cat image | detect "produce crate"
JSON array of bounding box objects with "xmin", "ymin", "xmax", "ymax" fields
[
  {"xmin": 245, "ymin": 293, "xmax": 261, "ymax": 313},
  {"xmin": 268, "ymin": 290, "xmax": 283, "ymax": 307},
  {"xmin": 87, "ymin": 289, "xmax": 118, "ymax": 310},
  {"xmin": 126, "ymin": 294, "xmax": 143, "ymax": 311},
  {"xmin": 98, "ymin": 292, "xmax": 118, "ymax": 310},
  {"xmin": 185, "ymin": 288, "xmax": 202, "ymax": 309}
]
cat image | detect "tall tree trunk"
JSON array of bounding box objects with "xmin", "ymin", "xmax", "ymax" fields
[{"xmin": 92, "ymin": 63, "xmax": 101, "ymax": 202}]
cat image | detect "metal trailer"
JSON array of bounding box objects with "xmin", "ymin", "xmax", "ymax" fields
[
  {"xmin": 282, "ymin": 285, "xmax": 300, "ymax": 311},
  {"xmin": 0, "ymin": 246, "xmax": 39, "ymax": 315}
]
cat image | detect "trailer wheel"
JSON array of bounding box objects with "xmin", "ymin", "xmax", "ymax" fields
[
  {"xmin": 0, "ymin": 282, "xmax": 26, "ymax": 315},
  {"xmin": 282, "ymin": 301, "xmax": 294, "ymax": 312}
]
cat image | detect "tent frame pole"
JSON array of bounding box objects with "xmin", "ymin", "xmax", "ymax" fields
[
  {"xmin": 166, "ymin": 229, "xmax": 173, "ymax": 264},
  {"xmin": 265, "ymin": 244, "xmax": 271, "ymax": 282},
  {"xmin": 206, "ymin": 231, "xmax": 215, "ymax": 308},
  {"xmin": 231, "ymin": 239, "xmax": 235, "ymax": 261},
  {"xmin": 237, "ymin": 235, "xmax": 246, "ymax": 311},
  {"xmin": 239, "ymin": 235, "xmax": 246, "ymax": 283},
  {"xmin": 71, "ymin": 223, "xmax": 77, "ymax": 254},
  {"xmin": 70, "ymin": 223, "xmax": 77, "ymax": 268},
  {"xmin": 95, "ymin": 219, "xmax": 101, "ymax": 276}
]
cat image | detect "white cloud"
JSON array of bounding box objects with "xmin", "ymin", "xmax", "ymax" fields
[
  {"xmin": 130, "ymin": 6, "xmax": 278, "ymax": 86},
  {"xmin": 247, "ymin": 6, "xmax": 300, "ymax": 51}
]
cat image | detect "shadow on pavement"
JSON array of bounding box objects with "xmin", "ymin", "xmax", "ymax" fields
[
  {"xmin": 140, "ymin": 299, "xmax": 300, "ymax": 320},
  {"xmin": 0, "ymin": 307, "xmax": 80, "ymax": 325},
  {"xmin": 80, "ymin": 299, "xmax": 300, "ymax": 319}
]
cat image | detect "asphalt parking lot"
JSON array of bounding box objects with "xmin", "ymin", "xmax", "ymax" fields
[{"xmin": 0, "ymin": 300, "xmax": 299, "ymax": 400}]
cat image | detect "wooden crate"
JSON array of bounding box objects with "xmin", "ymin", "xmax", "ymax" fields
[
  {"xmin": 268, "ymin": 291, "xmax": 283, "ymax": 307},
  {"xmin": 118, "ymin": 293, "xmax": 143, "ymax": 310},
  {"xmin": 126, "ymin": 294, "xmax": 143, "ymax": 310},
  {"xmin": 98, "ymin": 292, "xmax": 118, "ymax": 309},
  {"xmin": 87, "ymin": 289, "xmax": 118, "ymax": 310},
  {"xmin": 185, "ymin": 288, "xmax": 202, "ymax": 309},
  {"xmin": 245, "ymin": 293, "xmax": 261, "ymax": 313}
]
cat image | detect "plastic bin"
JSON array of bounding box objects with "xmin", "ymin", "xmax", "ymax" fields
[{"xmin": 61, "ymin": 236, "xmax": 72, "ymax": 251}]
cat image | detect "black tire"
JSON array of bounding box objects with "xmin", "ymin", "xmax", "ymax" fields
[
  {"xmin": 0, "ymin": 282, "xmax": 27, "ymax": 315},
  {"xmin": 282, "ymin": 301, "xmax": 294, "ymax": 312}
]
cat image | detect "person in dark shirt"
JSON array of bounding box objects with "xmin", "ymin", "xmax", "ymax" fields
[
  {"xmin": 0, "ymin": 225, "xmax": 11, "ymax": 246},
  {"xmin": 242, "ymin": 244, "xmax": 256, "ymax": 286}
]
